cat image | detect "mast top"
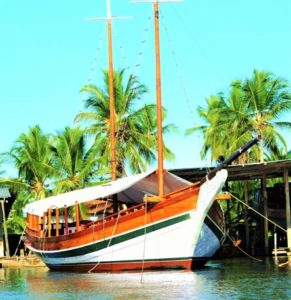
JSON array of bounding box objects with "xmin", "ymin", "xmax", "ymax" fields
[
  {"xmin": 131, "ymin": 0, "xmax": 182, "ymax": 3},
  {"xmin": 85, "ymin": 0, "xmax": 131, "ymax": 22}
]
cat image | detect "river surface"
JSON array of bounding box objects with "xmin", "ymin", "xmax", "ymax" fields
[{"xmin": 0, "ymin": 257, "xmax": 291, "ymax": 299}]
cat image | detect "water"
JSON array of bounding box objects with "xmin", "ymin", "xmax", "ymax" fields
[{"xmin": 0, "ymin": 258, "xmax": 291, "ymax": 300}]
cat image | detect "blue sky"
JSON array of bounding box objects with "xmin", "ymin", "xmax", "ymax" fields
[{"xmin": 1, "ymin": 0, "xmax": 291, "ymax": 175}]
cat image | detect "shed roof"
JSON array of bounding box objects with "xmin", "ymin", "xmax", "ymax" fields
[{"xmin": 170, "ymin": 159, "xmax": 291, "ymax": 182}]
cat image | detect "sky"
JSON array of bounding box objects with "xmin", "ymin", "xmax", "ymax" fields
[{"xmin": 1, "ymin": 0, "xmax": 291, "ymax": 175}]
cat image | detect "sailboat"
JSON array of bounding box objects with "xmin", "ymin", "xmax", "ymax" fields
[{"xmin": 24, "ymin": 1, "xmax": 257, "ymax": 272}]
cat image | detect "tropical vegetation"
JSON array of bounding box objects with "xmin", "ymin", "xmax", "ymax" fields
[
  {"xmin": 0, "ymin": 69, "xmax": 176, "ymax": 233},
  {"xmin": 75, "ymin": 69, "xmax": 176, "ymax": 176},
  {"xmin": 1, "ymin": 69, "xmax": 291, "ymax": 237},
  {"xmin": 186, "ymin": 70, "xmax": 291, "ymax": 246},
  {"xmin": 186, "ymin": 70, "xmax": 291, "ymax": 163}
]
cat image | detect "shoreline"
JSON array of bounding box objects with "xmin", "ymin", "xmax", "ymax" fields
[{"xmin": 0, "ymin": 255, "xmax": 47, "ymax": 268}]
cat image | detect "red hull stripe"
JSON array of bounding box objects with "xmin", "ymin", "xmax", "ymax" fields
[{"xmin": 47, "ymin": 258, "xmax": 209, "ymax": 272}]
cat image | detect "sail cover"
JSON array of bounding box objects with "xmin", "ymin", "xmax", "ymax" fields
[{"xmin": 24, "ymin": 170, "xmax": 191, "ymax": 216}]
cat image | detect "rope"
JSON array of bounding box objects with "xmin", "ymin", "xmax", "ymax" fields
[
  {"xmin": 13, "ymin": 226, "xmax": 26, "ymax": 257},
  {"xmin": 229, "ymin": 192, "xmax": 287, "ymax": 233},
  {"xmin": 140, "ymin": 201, "xmax": 147, "ymax": 283},
  {"xmin": 206, "ymin": 214, "xmax": 263, "ymax": 262},
  {"xmin": 85, "ymin": 26, "xmax": 106, "ymax": 85},
  {"xmin": 113, "ymin": 30, "xmax": 130, "ymax": 71},
  {"xmin": 169, "ymin": 3, "xmax": 226, "ymax": 86},
  {"xmin": 88, "ymin": 209, "xmax": 121, "ymax": 273},
  {"xmin": 160, "ymin": 9, "xmax": 196, "ymax": 123},
  {"xmin": 132, "ymin": 15, "xmax": 152, "ymax": 75}
]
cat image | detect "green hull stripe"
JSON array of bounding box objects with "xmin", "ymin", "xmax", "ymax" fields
[{"xmin": 41, "ymin": 213, "xmax": 191, "ymax": 259}]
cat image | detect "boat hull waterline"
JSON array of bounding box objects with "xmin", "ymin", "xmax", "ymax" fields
[{"xmin": 25, "ymin": 170, "xmax": 227, "ymax": 272}]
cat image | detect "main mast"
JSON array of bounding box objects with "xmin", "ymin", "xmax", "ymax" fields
[
  {"xmin": 106, "ymin": 0, "xmax": 117, "ymax": 181},
  {"xmin": 134, "ymin": 0, "xmax": 180, "ymax": 197},
  {"xmin": 153, "ymin": 1, "xmax": 164, "ymax": 197}
]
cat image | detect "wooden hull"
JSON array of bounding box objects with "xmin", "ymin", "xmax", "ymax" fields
[{"xmin": 25, "ymin": 170, "xmax": 227, "ymax": 272}]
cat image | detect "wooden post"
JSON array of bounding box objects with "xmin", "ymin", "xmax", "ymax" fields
[
  {"xmin": 243, "ymin": 181, "xmax": 250, "ymax": 251},
  {"xmin": 56, "ymin": 207, "xmax": 59, "ymax": 237},
  {"xmin": 48, "ymin": 209, "xmax": 51, "ymax": 237},
  {"xmin": 38, "ymin": 216, "xmax": 41, "ymax": 232},
  {"xmin": 64, "ymin": 205, "xmax": 69, "ymax": 235},
  {"xmin": 262, "ymin": 174, "xmax": 269, "ymax": 254},
  {"xmin": 42, "ymin": 211, "xmax": 46, "ymax": 237},
  {"xmin": 75, "ymin": 201, "xmax": 80, "ymax": 232},
  {"xmin": 283, "ymin": 169, "xmax": 291, "ymax": 252},
  {"xmin": 1, "ymin": 199, "xmax": 10, "ymax": 257}
]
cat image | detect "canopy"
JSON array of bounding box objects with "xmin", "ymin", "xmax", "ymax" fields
[{"xmin": 24, "ymin": 170, "xmax": 191, "ymax": 216}]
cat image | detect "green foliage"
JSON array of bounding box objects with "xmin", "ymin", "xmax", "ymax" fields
[
  {"xmin": 76, "ymin": 69, "xmax": 176, "ymax": 176},
  {"xmin": 1, "ymin": 70, "xmax": 177, "ymax": 233},
  {"xmin": 50, "ymin": 126, "xmax": 104, "ymax": 194},
  {"xmin": 3, "ymin": 125, "xmax": 54, "ymax": 199},
  {"xmin": 187, "ymin": 70, "xmax": 291, "ymax": 162}
]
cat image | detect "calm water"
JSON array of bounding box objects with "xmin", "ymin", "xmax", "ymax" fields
[{"xmin": 0, "ymin": 257, "xmax": 291, "ymax": 300}]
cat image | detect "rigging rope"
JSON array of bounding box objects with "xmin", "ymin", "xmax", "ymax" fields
[
  {"xmin": 140, "ymin": 201, "xmax": 148, "ymax": 283},
  {"xmin": 13, "ymin": 226, "xmax": 26, "ymax": 257},
  {"xmin": 160, "ymin": 7, "xmax": 213, "ymax": 170},
  {"xmin": 169, "ymin": 3, "xmax": 226, "ymax": 86},
  {"xmin": 159, "ymin": 9, "xmax": 196, "ymax": 123},
  {"xmin": 206, "ymin": 214, "xmax": 263, "ymax": 262},
  {"xmin": 229, "ymin": 192, "xmax": 287, "ymax": 233},
  {"xmin": 113, "ymin": 30, "xmax": 130, "ymax": 71},
  {"xmin": 132, "ymin": 15, "xmax": 152, "ymax": 75},
  {"xmin": 88, "ymin": 208, "xmax": 121, "ymax": 273},
  {"xmin": 85, "ymin": 25, "xmax": 106, "ymax": 86}
]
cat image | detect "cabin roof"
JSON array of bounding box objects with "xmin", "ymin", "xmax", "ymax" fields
[{"xmin": 170, "ymin": 159, "xmax": 291, "ymax": 182}]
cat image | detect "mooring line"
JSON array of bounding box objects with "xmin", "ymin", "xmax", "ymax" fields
[
  {"xmin": 206, "ymin": 214, "xmax": 263, "ymax": 262},
  {"xmin": 140, "ymin": 201, "xmax": 148, "ymax": 283},
  {"xmin": 229, "ymin": 193, "xmax": 287, "ymax": 233},
  {"xmin": 88, "ymin": 210, "xmax": 121, "ymax": 273}
]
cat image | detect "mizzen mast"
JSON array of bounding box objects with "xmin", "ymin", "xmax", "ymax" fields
[{"xmin": 153, "ymin": 1, "xmax": 164, "ymax": 197}]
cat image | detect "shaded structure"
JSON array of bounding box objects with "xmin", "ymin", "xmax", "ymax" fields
[{"xmin": 171, "ymin": 159, "xmax": 291, "ymax": 255}]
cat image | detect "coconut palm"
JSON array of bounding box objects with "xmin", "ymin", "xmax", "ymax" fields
[
  {"xmin": 2, "ymin": 125, "xmax": 53, "ymax": 200},
  {"xmin": 75, "ymin": 69, "xmax": 175, "ymax": 176},
  {"xmin": 50, "ymin": 127, "xmax": 105, "ymax": 219},
  {"xmin": 51, "ymin": 126, "xmax": 103, "ymax": 193},
  {"xmin": 1, "ymin": 126, "xmax": 54, "ymax": 233},
  {"xmin": 187, "ymin": 70, "xmax": 291, "ymax": 163},
  {"xmin": 243, "ymin": 70, "xmax": 291, "ymax": 161}
]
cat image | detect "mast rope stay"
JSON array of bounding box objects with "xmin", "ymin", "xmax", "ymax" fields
[
  {"xmin": 206, "ymin": 214, "xmax": 263, "ymax": 262},
  {"xmin": 169, "ymin": 3, "xmax": 226, "ymax": 87},
  {"xmin": 159, "ymin": 8, "xmax": 196, "ymax": 123},
  {"xmin": 229, "ymin": 192, "xmax": 287, "ymax": 233},
  {"xmin": 88, "ymin": 209, "xmax": 121, "ymax": 273},
  {"xmin": 132, "ymin": 14, "xmax": 152, "ymax": 75},
  {"xmin": 85, "ymin": 25, "xmax": 107, "ymax": 86},
  {"xmin": 140, "ymin": 200, "xmax": 148, "ymax": 283},
  {"xmin": 113, "ymin": 29, "xmax": 131, "ymax": 71}
]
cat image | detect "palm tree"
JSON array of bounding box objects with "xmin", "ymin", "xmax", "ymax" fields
[
  {"xmin": 1, "ymin": 125, "xmax": 54, "ymax": 233},
  {"xmin": 243, "ymin": 70, "xmax": 291, "ymax": 162},
  {"xmin": 187, "ymin": 70, "xmax": 291, "ymax": 163},
  {"xmin": 50, "ymin": 127, "xmax": 105, "ymax": 220},
  {"xmin": 51, "ymin": 126, "xmax": 103, "ymax": 193},
  {"xmin": 2, "ymin": 125, "xmax": 53, "ymax": 200},
  {"xmin": 76, "ymin": 69, "xmax": 175, "ymax": 176}
]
